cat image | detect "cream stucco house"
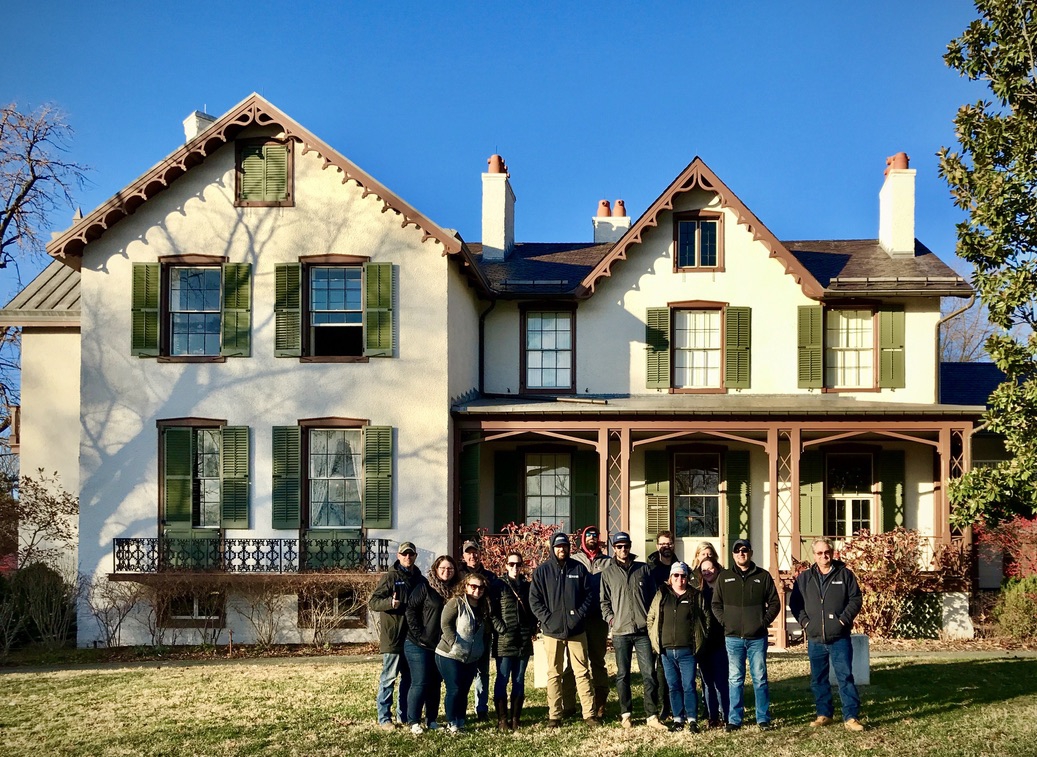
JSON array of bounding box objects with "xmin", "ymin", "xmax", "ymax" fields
[{"xmin": 1, "ymin": 95, "xmax": 982, "ymax": 646}]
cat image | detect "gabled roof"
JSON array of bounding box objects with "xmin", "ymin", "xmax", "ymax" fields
[
  {"xmin": 786, "ymin": 240, "xmax": 973, "ymax": 297},
  {"xmin": 576, "ymin": 157, "xmax": 824, "ymax": 298},
  {"xmin": 46, "ymin": 93, "xmax": 463, "ymax": 261},
  {"xmin": 0, "ymin": 260, "xmax": 80, "ymax": 326}
]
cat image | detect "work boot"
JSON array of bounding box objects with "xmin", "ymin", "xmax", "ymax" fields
[
  {"xmin": 593, "ymin": 686, "xmax": 609, "ymax": 718},
  {"xmin": 511, "ymin": 696, "xmax": 524, "ymax": 731},
  {"xmin": 810, "ymin": 715, "xmax": 833, "ymax": 727},
  {"xmin": 495, "ymin": 699, "xmax": 509, "ymax": 730}
]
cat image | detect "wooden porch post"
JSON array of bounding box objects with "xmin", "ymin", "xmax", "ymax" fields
[
  {"xmin": 766, "ymin": 427, "xmax": 787, "ymax": 649},
  {"xmin": 938, "ymin": 426, "xmax": 952, "ymax": 545},
  {"xmin": 597, "ymin": 426, "xmax": 609, "ymax": 535}
]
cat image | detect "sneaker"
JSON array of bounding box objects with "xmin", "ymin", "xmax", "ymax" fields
[
  {"xmin": 647, "ymin": 715, "xmax": 669, "ymax": 731},
  {"xmin": 378, "ymin": 722, "xmax": 395, "ymax": 731},
  {"xmin": 687, "ymin": 720, "xmax": 699, "ymax": 734},
  {"xmin": 547, "ymin": 719, "xmax": 562, "ymax": 729},
  {"xmin": 410, "ymin": 723, "xmax": 423, "ymax": 735},
  {"xmin": 671, "ymin": 718, "xmax": 685, "ymax": 732},
  {"xmin": 844, "ymin": 718, "xmax": 865, "ymax": 732},
  {"xmin": 810, "ymin": 715, "xmax": 833, "ymax": 728},
  {"xmin": 758, "ymin": 721, "xmax": 775, "ymax": 731},
  {"xmin": 426, "ymin": 722, "xmax": 440, "ymax": 731},
  {"xmin": 725, "ymin": 723, "xmax": 742, "ymax": 733},
  {"xmin": 446, "ymin": 723, "xmax": 460, "ymax": 735},
  {"xmin": 621, "ymin": 713, "xmax": 633, "ymax": 730}
]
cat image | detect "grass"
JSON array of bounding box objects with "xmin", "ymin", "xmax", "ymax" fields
[{"xmin": 1, "ymin": 653, "xmax": 1036, "ymax": 756}]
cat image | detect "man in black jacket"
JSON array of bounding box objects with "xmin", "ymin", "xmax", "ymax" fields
[
  {"xmin": 789, "ymin": 538, "xmax": 864, "ymax": 732},
  {"xmin": 711, "ymin": 539, "xmax": 780, "ymax": 732},
  {"xmin": 369, "ymin": 541, "xmax": 424, "ymax": 729},
  {"xmin": 529, "ymin": 532, "xmax": 600, "ymax": 727}
]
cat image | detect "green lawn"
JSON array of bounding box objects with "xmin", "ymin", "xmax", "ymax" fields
[{"xmin": 1, "ymin": 654, "xmax": 1036, "ymax": 756}]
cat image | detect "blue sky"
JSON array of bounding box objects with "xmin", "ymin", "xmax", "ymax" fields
[{"xmin": 4, "ymin": 1, "xmax": 985, "ymax": 295}]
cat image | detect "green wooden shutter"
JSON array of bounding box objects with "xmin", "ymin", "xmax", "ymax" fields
[
  {"xmin": 131, "ymin": 263, "xmax": 160, "ymax": 357},
  {"xmin": 798, "ymin": 305, "xmax": 823, "ymax": 389},
  {"xmin": 274, "ymin": 264, "xmax": 302, "ymax": 357},
  {"xmin": 799, "ymin": 451, "xmax": 824, "ymax": 561},
  {"xmin": 493, "ymin": 451, "xmax": 521, "ymax": 534},
  {"xmin": 572, "ymin": 451, "xmax": 599, "ymax": 530},
  {"xmin": 645, "ymin": 450, "xmax": 671, "ymax": 536},
  {"xmin": 725, "ymin": 450, "xmax": 751, "ymax": 557},
  {"xmin": 364, "ymin": 262, "xmax": 394, "ymax": 357},
  {"xmin": 725, "ymin": 306, "xmax": 751, "ymax": 389},
  {"xmin": 164, "ymin": 427, "xmax": 193, "ymax": 524},
  {"xmin": 263, "ymin": 144, "xmax": 289, "ymax": 201},
  {"xmin": 220, "ymin": 426, "xmax": 249, "ymax": 529},
  {"xmin": 460, "ymin": 441, "xmax": 482, "ymax": 536},
  {"xmin": 363, "ymin": 426, "xmax": 393, "ymax": 529},
  {"xmin": 878, "ymin": 306, "xmax": 906, "ymax": 388},
  {"xmin": 272, "ymin": 426, "xmax": 301, "ymax": 529},
  {"xmin": 239, "ymin": 144, "xmax": 265, "ymax": 201},
  {"xmin": 646, "ymin": 308, "xmax": 671, "ymax": 389},
  {"xmin": 221, "ymin": 263, "xmax": 252, "ymax": 357},
  {"xmin": 878, "ymin": 450, "xmax": 905, "ymax": 532}
]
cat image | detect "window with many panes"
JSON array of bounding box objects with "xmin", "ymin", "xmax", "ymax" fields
[
  {"xmin": 674, "ymin": 211, "xmax": 723, "ymax": 270},
  {"xmin": 308, "ymin": 428, "xmax": 363, "ymax": 529},
  {"xmin": 310, "ymin": 267, "xmax": 364, "ymax": 357},
  {"xmin": 525, "ymin": 452, "xmax": 571, "ymax": 533},
  {"xmin": 132, "ymin": 260, "xmax": 251, "ymax": 360},
  {"xmin": 673, "ymin": 452, "xmax": 721, "ymax": 537},
  {"xmin": 798, "ymin": 305, "xmax": 904, "ymax": 390},
  {"xmin": 825, "ymin": 309, "xmax": 873, "ymax": 389},
  {"xmin": 673, "ymin": 309, "xmax": 721, "ymax": 389},
  {"xmin": 522, "ymin": 308, "xmax": 574, "ymax": 392},
  {"xmin": 646, "ymin": 305, "xmax": 750, "ymax": 391},
  {"xmin": 825, "ymin": 453, "xmax": 874, "ymax": 540}
]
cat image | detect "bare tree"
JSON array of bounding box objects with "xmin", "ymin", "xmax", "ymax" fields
[
  {"xmin": 940, "ymin": 300, "xmax": 1000, "ymax": 363},
  {"xmin": 0, "ymin": 469, "xmax": 78, "ymax": 570}
]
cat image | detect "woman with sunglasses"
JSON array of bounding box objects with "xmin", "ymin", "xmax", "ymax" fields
[
  {"xmin": 404, "ymin": 555, "xmax": 459, "ymax": 734},
  {"xmin": 695, "ymin": 557, "xmax": 729, "ymax": 729},
  {"xmin": 489, "ymin": 551, "xmax": 536, "ymax": 730},
  {"xmin": 435, "ymin": 572, "xmax": 491, "ymax": 733},
  {"xmin": 646, "ymin": 561, "xmax": 713, "ymax": 732}
]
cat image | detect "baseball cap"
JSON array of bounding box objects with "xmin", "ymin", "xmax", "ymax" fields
[
  {"xmin": 399, "ymin": 541, "xmax": 417, "ymax": 555},
  {"xmin": 462, "ymin": 540, "xmax": 479, "ymax": 553},
  {"xmin": 611, "ymin": 531, "xmax": 632, "ymax": 546},
  {"xmin": 550, "ymin": 532, "xmax": 571, "ymax": 548},
  {"xmin": 733, "ymin": 538, "xmax": 753, "ymax": 552}
]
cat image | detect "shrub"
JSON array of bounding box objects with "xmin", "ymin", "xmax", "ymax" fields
[
  {"xmin": 974, "ymin": 516, "xmax": 1037, "ymax": 579},
  {"xmin": 476, "ymin": 520, "xmax": 560, "ymax": 576},
  {"xmin": 10, "ymin": 562, "xmax": 78, "ymax": 649},
  {"xmin": 994, "ymin": 576, "xmax": 1037, "ymax": 642}
]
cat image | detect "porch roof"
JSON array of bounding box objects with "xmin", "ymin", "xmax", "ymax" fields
[{"xmin": 453, "ymin": 393, "xmax": 985, "ymax": 419}]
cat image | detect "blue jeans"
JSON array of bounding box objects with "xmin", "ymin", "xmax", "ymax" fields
[
  {"xmin": 808, "ymin": 636, "xmax": 860, "ymax": 721},
  {"xmin": 613, "ymin": 632, "xmax": 658, "ymax": 717},
  {"xmin": 436, "ymin": 654, "xmax": 477, "ymax": 728},
  {"xmin": 471, "ymin": 646, "xmax": 491, "ymax": 715},
  {"xmin": 377, "ymin": 652, "xmax": 411, "ymax": 725},
  {"xmin": 494, "ymin": 655, "xmax": 530, "ymax": 701},
  {"xmin": 725, "ymin": 636, "xmax": 770, "ymax": 726},
  {"xmin": 659, "ymin": 647, "xmax": 698, "ymax": 721},
  {"xmin": 404, "ymin": 639, "xmax": 441, "ymax": 726},
  {"xmin": 697, "ymin": 642, "xmax": 730, "ymax": 723}
]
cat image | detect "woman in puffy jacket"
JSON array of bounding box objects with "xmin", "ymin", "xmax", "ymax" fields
[
  {"xmin": 435, "ymin": 571, "xmax": 491, "ymax": 733},
  {"xmin": 490, "ymin": 550, "xmax": 536, "ymax": 730},
  {"xmin": 404, "ymin": 555, "xmax": 458, "ymax": 734},
  {"xmin": 646, "ymin": 561, "xmax": 712, "ymax": 732}
]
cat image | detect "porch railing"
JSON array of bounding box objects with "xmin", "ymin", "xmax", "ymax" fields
[{"xmin": 112, "ymin": 537, "xmax": 391, "ymax": 574}]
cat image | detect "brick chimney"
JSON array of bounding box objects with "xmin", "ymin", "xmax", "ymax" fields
[
  {"xmin": 592, "ymin": 198, "xmax": 631, "ymax": 243},
  {"xmin": 481, "ymin": 154, "xmax": 515, "ymax": 261},
  {"xmin": 879, "ymin": 152, "xmax": 916, "ymax": 259},
  {"xmin": 183, "ymin": 110, "xmax": 216, "ymax": 143}
]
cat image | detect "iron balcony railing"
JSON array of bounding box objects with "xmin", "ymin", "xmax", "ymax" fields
[{"xmin": 113, "ymin": 537, "xmax": 392, "ymax": 574}]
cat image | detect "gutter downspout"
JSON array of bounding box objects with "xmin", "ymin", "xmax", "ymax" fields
[
  {"xmin": 478, "ymin": 300, "xmax": 496, "ymax": 394},
  {"xmin": 936, "ymin": 294, "xmax": 976, "ymax": 402}
]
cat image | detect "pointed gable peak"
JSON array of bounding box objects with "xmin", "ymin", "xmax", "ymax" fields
[{"xmin": 577, "ymin": 156, "xmax": 823, "ymax": 298}]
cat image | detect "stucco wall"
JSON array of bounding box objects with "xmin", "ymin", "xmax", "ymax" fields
[
  {"xmin": 76, "ymin": 129, "xmax": 456, "ymax": 644},
  {"xmin": 20, "ymin": 328, "xmax": 81, "ymax": 490}
]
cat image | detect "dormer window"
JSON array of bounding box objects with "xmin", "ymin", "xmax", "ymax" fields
[{"xmin": 674, "ymin": 211, "xmax": 724, "ymax": 271}]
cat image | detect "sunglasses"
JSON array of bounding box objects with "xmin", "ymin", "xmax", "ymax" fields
[
  {"xmin": 614, "ymin": 543, "xmax": 631, "ymax": 549},
  {"xmin": 400, "ymin": 551, "xmax": 416, "ymax": 557},
  {"xmin": 733, "ymin": 548, "xmax": 751, "ymax": 554},
  {"xmin": 672, "ymin": 574, "xmax": 688, "ymax": 580},
  {"xmin": 814, "ymin": 550, "xmax": 833, "ymax": 557},
  {"xmin": 507, "ymin": 561, "xmax": 523, "ymax": 567},
  {"xmin": 466, "ymin": 584, "xmax": 485, "ymax": 591}
]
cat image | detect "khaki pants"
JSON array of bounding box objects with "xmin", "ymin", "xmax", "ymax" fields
[
  {"xmin": 542, "ymin": 633, "xmax": 596, "ymax": 720},
  {"xmin": 561, "ymin": 615, "xmax": 609, "ymax": 707}
]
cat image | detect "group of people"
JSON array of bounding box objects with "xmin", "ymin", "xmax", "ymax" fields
[{"xmin": 370, "ymin": 529, "xmax": 864, "ymax": 734}]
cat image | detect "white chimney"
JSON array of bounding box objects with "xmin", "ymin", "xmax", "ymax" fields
[
  {"xmin": 878, "ymin": 151, "xmax": 916, "ymax": 259},
  {"xmin": 593, "ymin": 198, "xmax": 631, "ymax": 244},
  {"xmin": 481, "ymin": 154, "xmax": 515, "ymax": 261},
  {"xmin": 183, "ymin": 110, "xmax": 216, "ymax": 143}
]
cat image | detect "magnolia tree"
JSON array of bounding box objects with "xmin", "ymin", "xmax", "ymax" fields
[{"xmin": 939, "ymin": 1, "xmax": 1037, "ymax": 527}]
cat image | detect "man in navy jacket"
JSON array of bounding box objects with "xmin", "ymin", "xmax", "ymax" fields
[
  {"xmin": 529, "ymin": 531, "xmax": 600, "ymax": 727},
  {"xmin": 789, "ymin": 538, "xmax": 865, "ymax": 732}
]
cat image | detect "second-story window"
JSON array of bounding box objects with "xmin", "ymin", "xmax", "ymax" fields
[
  {"xmin": 310, "ymin": 267, "xmax": 363, "ymax": 357},
  {"xmin": 673, "ymin": 309, "xmax": 721, "ymax": 389},
  {"xmin": 826, "ymin": 309, "xmax": 874, "ymax": 389},
  {"xmin": 674, "ymin": 211, "xmax": 724, "ymax": 271},
  {"xmin": 798, "ymin": 305, "xmax": 904, "ymax": 391},
  {"xmin": 521, "ymin": 306, "xmax": 575, "ymax": 393},
  {"xmin": 169, "ymin": 267, "xmax": 222, "ymax": 357}
]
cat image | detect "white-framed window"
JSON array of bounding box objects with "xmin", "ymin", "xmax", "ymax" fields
[
  {"xmin": 169, "ymin": 267, "xmax": 222, "ymax": 357},
  {"xmin": 825, "ymin": 309, "xmax": 873, "ymax": 389},
  {"xmin": 308, "ymin": 428, "xmax": 363, "ymax": 529},
  {"xmin": 674, "ymin": 452, "xmax": 721, "ymax": 538},
  {"xmin": 674, "ymin": 309, "xmax": 721, "ymax": 388},
  {"xmin": 825, "ymin": 453, "xmax": 874, "ymax": 541},
  {"xmin": 523, "ymin": 310, "xmax": 574, "ymax": 391},
  {"xmin": 525, "ymin": 452, "xmax": 571, "ymax": 532}
]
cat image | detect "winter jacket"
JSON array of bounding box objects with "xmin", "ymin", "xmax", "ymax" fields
[
  {"xmin": 572, "ymin": 527, "xmax": 610, "ymax": 622},
  {"xmin": 490, "ymin": 574, "xmax": 536, "ymax": 658},
  {"xmin": 600, "ymin": 556, "xmax": 657, "ymax": 636},
  {"xmin": 529, "ymin": 556, "xmax": 595, "ymax": 639},
  {"xmin": 435, "ymin": 596, "xmax": 488, "ymax": 664},
  {"xmin": 711, "ymin": 562, "xmax": 781, "ymax": 640},
  {"xmin": 369, "ymin": 559, "xmax": 425, "ymax": 653},
  {"xmin": 647, "ymin": 549, "xmax": 682, "ymax": 588},
  {"xmin": 789, "ymin": 560, "xmax": 863, "ymax": 643},
  {"xmin": 646, "ymin": 584, "xmax": 712, "ymax": 656},
  {"xmin": 405, "ymin": 581, "xmax": 452, "ymax": 651},
  {"xmin": 458, "ymin": 562, "xmax": 496, "ymax": 584},
  {"xmin": 698, "ymin": 581, "xmax": 726, "ymax": 650}
]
